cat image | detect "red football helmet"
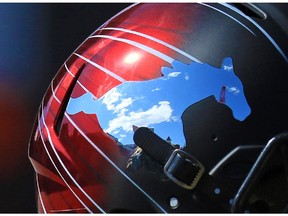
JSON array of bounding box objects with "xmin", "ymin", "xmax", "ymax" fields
[{"xmin": 29, "ymin": 3, "xmax": 288, "ymax": 213}]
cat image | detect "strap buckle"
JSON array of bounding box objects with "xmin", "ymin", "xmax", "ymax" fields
[{"xmin": 164, "ymin": 149, "xmax": 205, "ymax": 190}]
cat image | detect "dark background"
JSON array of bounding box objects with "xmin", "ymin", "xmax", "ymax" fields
[{"xmin": 0, "ymin": 3, "xmax": 131, "ymax": 212}]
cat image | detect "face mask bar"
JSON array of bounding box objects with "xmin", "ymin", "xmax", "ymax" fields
[
  {"xmin": 133, "ymin": 127, "xmax": 288, "ymax": 213},
  {"xmin": 232, "ymin": 132, "xmax": 288, "ymax": 213}
]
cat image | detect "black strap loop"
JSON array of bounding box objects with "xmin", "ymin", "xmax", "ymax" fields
[
  {"xmin": 133, "ymin": 127, "xmax": 234, "ymax": 212},
  {"xmin": 133, "ymin": 127, "xmax": 205, "ymax": 190},
  {"xmin": 133, "ymin": 127, "xmax": 174, "ymax": 165}
]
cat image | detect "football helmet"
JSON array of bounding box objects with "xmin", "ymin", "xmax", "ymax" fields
[{"xmin": 29, "ymin": 3, "xmax": 288, "ymax": 213}]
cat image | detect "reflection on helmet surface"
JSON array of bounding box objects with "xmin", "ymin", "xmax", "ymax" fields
[{"xmin": 67, "ymin": 57, "xmax": 251, "ymax": 147}]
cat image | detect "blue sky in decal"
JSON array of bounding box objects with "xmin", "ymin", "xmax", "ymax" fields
[{"xmin": 66, "ymin": 57, "xmax": 251, "ymax": 147}]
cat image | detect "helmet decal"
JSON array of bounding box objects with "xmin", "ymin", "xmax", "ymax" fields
[{"xmin": 66, "ymin": 57, "xmax": 251, "ymax": 147}]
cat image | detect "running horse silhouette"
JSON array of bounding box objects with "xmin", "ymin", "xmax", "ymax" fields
[{"xmin": 66, "ymin": 57, "xmax": 251, "ymax": 147}]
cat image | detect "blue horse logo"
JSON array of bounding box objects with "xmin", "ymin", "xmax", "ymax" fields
[{"xmin": 66, "ymin": 57, "xmax": 251, "ymax": 147}]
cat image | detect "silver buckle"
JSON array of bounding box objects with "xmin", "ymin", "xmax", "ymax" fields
[{"xmin": 164, "ymin": 149, "xmax": 205, "ymax": 190}]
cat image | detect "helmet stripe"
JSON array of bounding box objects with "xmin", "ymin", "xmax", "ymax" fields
[
  {"xmin": 222, "ymin": 3, "xmax": 288, "ymax": 63},
  {"xmin": 64, "ymin": 63, "xmax": 91, "ymax": 95},
  {"xmin": 90, "ymin": 34, "xmax": 175, "ymax": 64},
  {"xmin": 39, "ymin": 104, "xmax": 104, "ymax": 213},
  {"xmin": 201, "ymin": 3, "xmax": 256, "ymax": 36},
  {"xmin": 35, "ymin": 174, "xmax": 47, "ymax": 213},
  {"xmin": 36, "ymin": 113, "xmax": 93, "ymax": 213},
  {"xmin": 74, "ymin": 53, "xmax": 126, "ymax": 83},
  {"xmin": 99, "ymin": 27, "xmax": 202, "ymax": 63}
]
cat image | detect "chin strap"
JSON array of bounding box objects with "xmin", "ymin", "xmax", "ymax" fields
[{"xmin": 133, "ymin": 127, "xmax": 234, "ymax": 212}]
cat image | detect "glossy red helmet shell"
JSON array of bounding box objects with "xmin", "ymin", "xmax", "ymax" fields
[{"xmin": 29, "ymin": 3, "xmax": 288, "ymax": 213}]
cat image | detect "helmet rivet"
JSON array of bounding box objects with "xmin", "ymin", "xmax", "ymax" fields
[
  {"xmin": 214, "ymin": 188, "xmax": 221, "ymax": 195},
  {"xmin": 169, "ymin": 197, "xmax": 179, "ymax": 209}
]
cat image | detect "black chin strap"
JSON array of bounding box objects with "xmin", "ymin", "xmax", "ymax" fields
[{"xmin": 133, "ymin": 127, "xmax": 234, "ymax": 212}]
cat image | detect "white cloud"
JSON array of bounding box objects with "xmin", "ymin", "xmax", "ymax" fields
[
  {"xmin": 223, "ymin": 65, "xmax": 233, "ymax": 71},
  {"xmin": 171, "ymin": 116, "xmax": 179, "ymax": 122},
  {"xmin": 101, "ymin": 87, "xmax": 176, "ymax": 140},
  {"xmin": 168, "ymin": 72, "xmax": 181, "ymax": 78},
  {"xmin": 105, "ymin": 101, "xmax": 173, "ymax": 134},
  {"xmin": 114, "ymin": 98, "xmax": 133, "ymax": 113},
  {"xmin": 102, "ymin": 88, "xmax": 133, "ymax": 114},
  {"xmin": 228, "ymin": 86, "xmax": 240, "ymax": 95},
  {"xmin": 102, "ymin": 88, "xmax": 121, "ymax": 110},
  {"xmin": 152, "ymin": 87, "xmax": 161, "ymax": 92}
]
